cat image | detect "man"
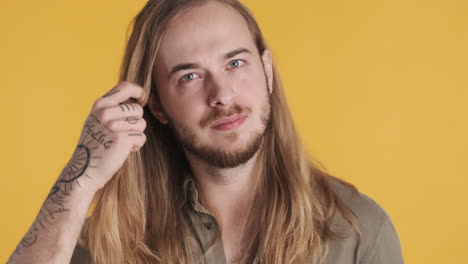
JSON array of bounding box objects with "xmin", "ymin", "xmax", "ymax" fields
[{"xmin": 7, "ymin": 0, "xmax": 404, "ymax": 263}]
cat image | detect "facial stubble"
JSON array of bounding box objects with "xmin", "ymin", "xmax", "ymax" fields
[{"xmin": 167, "ymin": 99, "xmax": 271, "ymax": 169}]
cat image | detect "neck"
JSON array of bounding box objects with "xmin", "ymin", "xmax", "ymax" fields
[{"xmin": 185, "ymin": 150, "xmax": 262, "ymax": 227}]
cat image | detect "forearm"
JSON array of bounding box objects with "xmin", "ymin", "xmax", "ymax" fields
[
  {"xmin": 7, "ymin": 82, "xmax": 148, "ymax": 263},
  {"xmin": 7, "ymin": 168, "xmax": 97, "ymax": 264}
]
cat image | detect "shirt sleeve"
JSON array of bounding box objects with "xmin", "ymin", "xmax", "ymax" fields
[
  {"xmin": 362, "ymin": 215, "xmax": 404, "ymax": 264},
  {"xmin": 70, "ymin": 242, "xmax": 93, "ymax": 264}
]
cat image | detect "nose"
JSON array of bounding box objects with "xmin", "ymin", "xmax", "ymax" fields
[{"xmin": 206, "ymin": 74, "xmax": 237, "ymax": 108}]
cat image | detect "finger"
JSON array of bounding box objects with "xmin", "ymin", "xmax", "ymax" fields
[
  {"xmin": 105, "ymin": 117, "xmax": 147, "ymax": 132},
  {"xmin": 128, "ymin": 131, "xmax": 147, "ymax": 152},
  {"xmin": 96, "ymin": 103, "xmax": 144, "ymax": 123},
  {"xmin": 101, "ymin": 85, "xmax": 120, "ymax": 98},
  {"xmin": 93, "ymin": 81, "xmax": 147, "ymax": 110}
]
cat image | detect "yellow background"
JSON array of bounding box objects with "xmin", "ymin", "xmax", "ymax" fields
[{"xmin": 1, "ymin": 0, "xmax": 467, "ymax": 262}]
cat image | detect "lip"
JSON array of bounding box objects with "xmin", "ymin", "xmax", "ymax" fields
[{"xmin": 210, "ymin": 114, "xmax": 246, "ymax": 130}]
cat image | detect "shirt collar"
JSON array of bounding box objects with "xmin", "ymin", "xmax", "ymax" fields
[
  {"xmin": 182, "ymin": 176, "xmax": 211, "ymax": 214},
  {"xmin": 182, "ymin": 176, "xmax": 261, "ymax": 263}
]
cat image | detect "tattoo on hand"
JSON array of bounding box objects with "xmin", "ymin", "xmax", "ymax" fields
[
  {"xmin": 85, "ymin": 114, "xmax": 113, "ymax": 149},
  {"xmin": 119, "ymin": 103, "xmax": 137, "ymax": 112},
  {"xmin": 126, "ymin": 117, "xmax": 139, "ymax": 124},
  {"xmin": 102, "ymin": 88, "xmax": 120, "ymax": 98}
]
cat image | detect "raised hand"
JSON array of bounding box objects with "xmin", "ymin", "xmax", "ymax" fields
[
  {"xmin": 73, "ymin": 81, "xmax": 148, "ymax": 190},
  {"xmin": 7, "ymin": 81, "xmax": 148, "ymax": 263}
]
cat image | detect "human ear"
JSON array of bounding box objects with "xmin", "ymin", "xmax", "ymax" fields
[
  {"xmin": 148, "ymin": 93, "xmax": 169, "ymax": 124},
  {"xmin": 261, "ymin": 49, "xmax": 274, "ymax": 94}
]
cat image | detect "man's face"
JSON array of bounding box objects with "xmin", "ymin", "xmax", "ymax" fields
[{"xmin": 151, "ymin": 0, "xmax": 273, "ymax": 168}]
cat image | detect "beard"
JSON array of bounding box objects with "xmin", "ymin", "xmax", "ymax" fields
[{"xmin": 167, "ymin": 100, "xmax": 271, "ymax": 169}]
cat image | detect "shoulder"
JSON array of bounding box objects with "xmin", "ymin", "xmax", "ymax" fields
[
  {"xmin": 331, "ymin": 179, "xmax": 389, "ymax": 231},
  {"xmin": 323, "ymin": 179, "xmax": 404, "ymax": 264}
]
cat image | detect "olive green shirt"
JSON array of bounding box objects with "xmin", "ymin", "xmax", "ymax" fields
[{"xmin": 71, "ymin": 178, "xmax": 404, "ymax": 263}]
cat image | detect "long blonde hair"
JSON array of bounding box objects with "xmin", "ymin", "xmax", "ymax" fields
[{"xmin": 86, "ymin": 0, "xmax": 361, "ymax": 263}]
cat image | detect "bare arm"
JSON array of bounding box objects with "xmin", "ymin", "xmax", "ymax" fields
[
  {"xmin": 7, "ymin": 82, "xmax": 147, "ymax": 264},
  {"xmin": 7, "ymin": 164, "xmax": 97, "ymax": 264}
]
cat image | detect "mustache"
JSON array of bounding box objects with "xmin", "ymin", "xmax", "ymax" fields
[{"xmin": 200, "ymin": 104, "xmax": 251, "ymax": 128}]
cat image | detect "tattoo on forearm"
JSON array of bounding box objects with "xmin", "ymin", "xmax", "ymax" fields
[
  {"xmin": 10, "ymin": 127, "xmax": 105, "ymax": 259},
  {"xmin": 56, "ymin": 144, "xmax": 90, "ymax": 184}
]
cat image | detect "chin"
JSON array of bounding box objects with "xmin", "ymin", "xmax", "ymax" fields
[{"xmin": 214, "ymin": 129, "xmax": 257, "ymax": 145}]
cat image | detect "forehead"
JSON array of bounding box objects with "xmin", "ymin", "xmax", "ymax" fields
[{"xmin": 156, "ymin": 1, "xmax": 255, "ymax": 68}]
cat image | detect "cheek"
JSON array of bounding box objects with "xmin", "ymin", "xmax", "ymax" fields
[
  {"xmin": 165, "ymin": 96, "xmax": 205, "ymax": 127},
  {"xmin": 236, "ymin": 69, "xmax": 268, "ymax": 102}
]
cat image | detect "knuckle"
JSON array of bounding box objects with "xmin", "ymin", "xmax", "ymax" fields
[
  {"xmin": 132, "ymin": 134, "xmax": 146, "ymax": 151},
  {"xmin": 92, "ymin": 98, "xmax": 104, "ymax": 110},
  {"xmin": 108, "ymin": 96, "xmax": 118, "ymax": 106},
  {"xmin": 135, "ymin": 136, "xmax": 146, "ymax": 148},
  {"xmin": 112, "ymin": 131, "xmax": 129, "ymax": 144},
  {"xmin": 97, "ymin": 109, "xmax": 110, "ymax": 123},
  {"xmin": 133, "ymin": 103, "xmax": 143, "ymax": 113},
  {"xmin": 112, "ymin": 83, "xmax": 129, "ymax": 97},
  {"xmin": 119, "ymin": 80, "xmax": 133, "ymax": 87},
  {"xmin": 118, "ymin": 81, "xmax": 131, "ymax": 89},
  {"xmin": 106, "ymin": 120, "xmax": 119, "ymax": 131},
  {"xmin": 93, "ymin": 110, "xmax": 104, "ymax": 122},
  {"xmin": 140, "ymin": 118, "xmax": 147, "ymax": 131},
  {"xmin": 119, "ymin": 81, "xmax": 135, "ymax": 92},
  {"xmin": 130, "ymin": 133, "xmax": 144, "ymax": 147},
  {"xmin": 121, "ymin": 81, "xmax": 144, "ymax": 94},
  {"xmin": 138, "ymin": 106, "xmax": 145, "ymax": 116}
]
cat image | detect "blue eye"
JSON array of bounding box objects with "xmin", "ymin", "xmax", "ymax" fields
[
  {"xmin": 228, "ymin": 59, "xmax": 244, "ymax": 69},
  {"xmin": 181, "ymin": 73, "xmax": 199, "ymax": 82}
]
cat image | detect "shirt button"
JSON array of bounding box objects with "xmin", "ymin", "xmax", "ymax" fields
[{"xmin": 204, "ymin": 222, "xmax": 213, "ymax": 230}]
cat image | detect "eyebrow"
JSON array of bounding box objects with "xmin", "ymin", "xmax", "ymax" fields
[{"xmin": 167, "ymin": 47, "xmax": 252, "ymax": 79}]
